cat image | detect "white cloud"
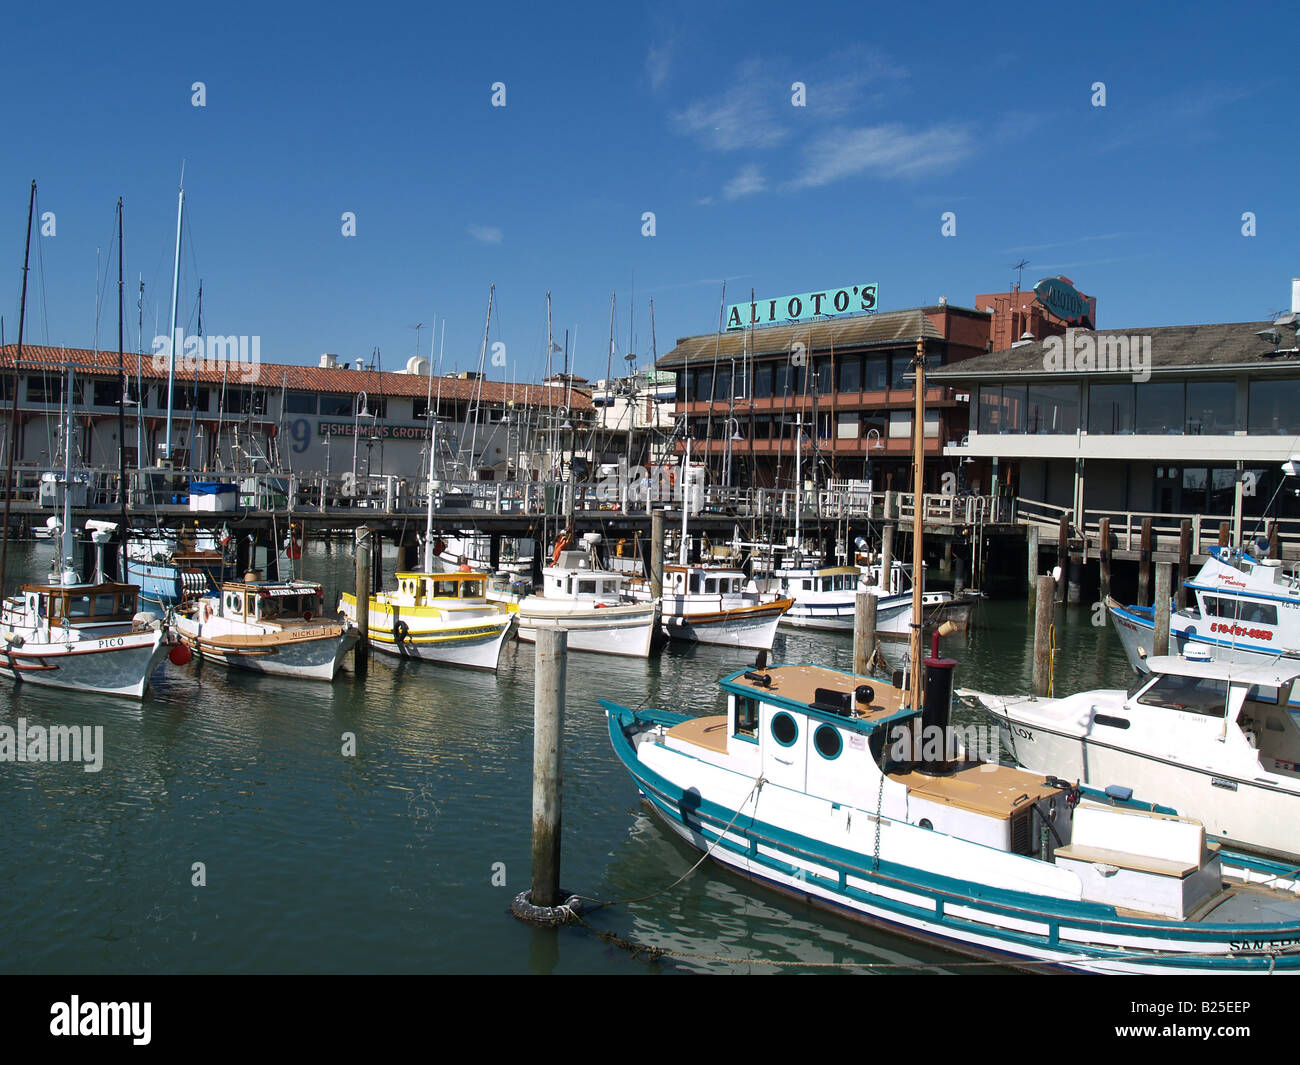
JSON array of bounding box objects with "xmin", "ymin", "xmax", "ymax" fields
[
  {"xmin": 646, "ymin": 42, "xmax": 672, "ymax": 91},
  {"xmin": 468, "ymin": 225, "xmax": 503, "ymax": 245},
  {"xmin": 672, "ymin": 59, "xmax": 789, "ymax": 152},
  {"xmin": 788, "ymin": 124, "xmax": 975, "ymax": 189},
  {"xmin": 723, "ymin": 164, "xmax": 766, "ymax": 200}
]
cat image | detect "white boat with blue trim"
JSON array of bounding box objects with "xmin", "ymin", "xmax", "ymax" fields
[
  {"xmin": 1109, "ymin": 546, "xmax": 1300, "ymax": 675},
  {"xmin": 604, "ymin": 655, "xmax": 1300, "ymax": 974},
  {"xmin": 972, "ymin": 650, "xmax": 1300, "ymax": 867}
]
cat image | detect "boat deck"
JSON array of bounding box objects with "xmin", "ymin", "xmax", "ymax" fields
[
  {"xmin": 890, "ymin": 762, "xmax": 1059, "ymax": 821},
  {"xmin": 667, "ymin": 715, "xmax": 729, "ymax": 754},
  {"xmin": 730, "ymin": 664, "xmax": 907, "ymax": 720}
]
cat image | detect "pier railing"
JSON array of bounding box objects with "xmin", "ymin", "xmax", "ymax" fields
[
  {"xmin": 6, "ymin": 463, "xmax": 1005, "ymax": 530},
  {"xmin": 1016, "ymin": 496, "xmax": 1300, "ymax": 561}
]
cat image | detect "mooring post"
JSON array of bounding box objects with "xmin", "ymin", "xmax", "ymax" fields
[
  {"xmin": 531, "ymin": 626, "xmax": 567, "ymax": 909},
  {"xmin": 1099, "ymin": 517, "xmax": 1112, "ymax": 604},
  {"xmin": 878, "ymin": 524, "xmax": 895, "ymax": 592},
  {"xmin": 1154, "ymin": 562, "xmax": 1171, "ymax": 657},
  {"xmin": 1026, "ymin": 524, "xmax": 1040, "ymax": 607},
  {"xmin": 1269, "ymin": 520, "xmax": 1280, "ymax": 560},
  {"xmin": 1219, "ymin": 521, "xmax": 1230, "ymax": 548},
  {"xmin": 1032, "ymin": 575, "xmax": 1055, "ymax": 697},
  {"xmin": 1177, "ymin": 519, "xmax": 1191, "ymax": 610},
  {"xmin": 1055, "ymin": 513, "xmax": 1069, "ymax": 604},
  {"xmin": 355, "ymin": 527, "xmax": 371, "ymax": 677},
  {"xmin": 650, "ymin": 508, "xmax": 665, "ymax": 600},
  {"xmin": 853, "ymin": 588, "xmax": 878, "ymax": 676},
  {"xmin": 1138, "ymin": 517, "xmax": 1153, "ymax": 608}
]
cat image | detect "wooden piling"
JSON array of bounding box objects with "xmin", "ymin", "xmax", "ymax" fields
[
  {"xmin": 1056, "ymin": 514, "xmax": 1069, "ymax": 603},
  {"xmin": 1032, "ymin": 575, "xmax": 1055, "ymax": 697},
  {"xmin": 650, "ymin": 509, "xmax": 665, "ymax": 600},
  {"xmin": 1098, "ymin": 517, "xmax": 1111, "ymax": 604},
  {"xmin": 1176, "ymin": 519, "xmax": 1191, "ymax": 610},
  {"xmin": 1269, "ymin": 520, "xmax": 1280, "ymax": 559},
  {"xmin": 1219, "ymin": 521, "xmax": 1230, "ymax": 548},
  {"xmin": 878, "ymin": 524, "xmax": 895, "ymax": 592},
  {"xmin": 1138, "ymin": 517, "xmax": 1153, "ymax": 608},
  {"xmin": 531, "ymin": 626, "xmax": 567, "ymax": 909},
  {"xmin": 853, "ymin": 589, "xmax": 878, "ymax": 676},
  {"xmin": 1154, "ymin": 562, "xmax": 1171, "ymax": 657},
  {"xmin": 355, "ymin": 527, "xmax": 371, "ymax": 677},
  {"xmin": 1026, "ymin": 524, "xmax": 1040, "ymax": 606}
]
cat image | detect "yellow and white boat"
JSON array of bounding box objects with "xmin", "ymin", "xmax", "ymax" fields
[{"xmin": 338, "ymin": 570, "xmax": 515, "ymax": 671}]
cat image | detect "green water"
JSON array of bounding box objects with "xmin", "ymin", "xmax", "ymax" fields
[{"xmin": 0, "ymin": 540, "xmax": 1133, "ymax": 974}]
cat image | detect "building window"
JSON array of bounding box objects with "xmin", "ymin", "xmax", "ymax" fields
[
  {"xmin": 753, "ymin": 364, "xmax": 774, "ymax": 398},
  {"xmin": 320, "ymin": 395, "xmax": 352, "ymax": 417},
  {"xmin": 173, "ymin": 386, "xmax": 210, "ymax": 412},
  {"xmin": 1185, "ymin": 381, "xmax": 1235, "ymax": 435},
  {"xmin": 1249, "ymin": 379, "xmax": 1300, "ymax": 435},
  {"xmin": 999, "ymin": 385, "xmax": 1027, "ymax": 433},
  {"xmin": 1134, "ymin": 381, "xmax": 1184, "ymax": 435},
  {"xmin": 93, "ymin": 380, "xmax": 123, "ymax": 407},
  {"xmin": 814, "ymin": 357, "xmax": 834, "ymax": 394},
  {"xmin": 1026, "ymin": 384, "xmax": 1080, "ymax": 434},
  {"xmin": 285, "ymin": 391, "xmax": 317, "ymax": 415},
  {"xmin": 838, "ymin": 355, "xmax": 861, "ymax": 393},
  {"xmin": 864, "ymin": 356, "xmax": 888, "ymax": 391},
  {"xmin": 1088, "ymin": 384, "xmax": 1136, "ymax": 434}
]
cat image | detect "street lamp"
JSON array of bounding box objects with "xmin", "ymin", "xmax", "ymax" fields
[
  {"xmin": 723, "ymin": 416, "xmax": 745, "ymax": 490},
  {"xmin": 352, "ymin": 390, "xmax": 375, "ymax": 495}
]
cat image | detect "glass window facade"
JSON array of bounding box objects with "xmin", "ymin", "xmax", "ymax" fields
[
  {"xmin": 1249, "ymin": 379, "xmax": 1300, "ymax": 435},
  {"xmin": 1185, "ymin": 381, "xmax": 1235, "ymax": 435},
  {"xmin": 1088, "ymin": 384, "xmax": 1135, "ymax": 434},
  {"xmin": 1134, "ymin": 381, "xmax": 1184, "ymax": 434}
]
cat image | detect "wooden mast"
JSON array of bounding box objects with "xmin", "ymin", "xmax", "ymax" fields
[{"xmin": 909, "ymin": 336, "xmax": 925, "ymax": 711}]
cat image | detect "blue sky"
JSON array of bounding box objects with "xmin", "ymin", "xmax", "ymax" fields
[{"xmin": 2, "ymin": 0, "xmax": 1296, "ymax": 385}]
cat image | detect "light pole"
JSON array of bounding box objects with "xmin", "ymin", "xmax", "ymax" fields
[
  {"xmin": 352, "ymin": 390, "xmax": 374, "ymax": 495},
  {"xmin": 723, "ymin": 416, "xmax": 744, "ymax": 492}
]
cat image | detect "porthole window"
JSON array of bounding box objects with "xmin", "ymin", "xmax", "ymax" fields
[
  {"xmin": 919, "ymin": 818, "xmax": 933, "ymax": 830},
  {"xmin": 814, "ymin": 724, "xmax": 842, "ymax": 760},
  {"xmin": 771, "ymin": 712, "xmax": 798, "ymax": 747}
]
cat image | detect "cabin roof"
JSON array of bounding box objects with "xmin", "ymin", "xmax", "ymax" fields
[
  {"xmin": 723, "ymin": 663, "xmax": 914, "ymax": 731},
  {"xmin": 21, "ymin": 581, "xmax": 136, "ymax": 595},
  {"xmin": 394, "ymin": 570, "xmax": 488, "ymax": 580},
  {"xmin": 1146, "ymin": 654, "xmax": 1300, "ymax": 688}
]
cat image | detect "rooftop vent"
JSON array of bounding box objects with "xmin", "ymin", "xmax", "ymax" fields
[{"xmin": 319, "ymin": 353, "xmax": 338, "ymax": 369}]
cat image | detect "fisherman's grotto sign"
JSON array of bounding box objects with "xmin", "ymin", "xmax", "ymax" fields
[{"xmin": 727, "ymin": 283, "xmax": 879, "ymax": 330}]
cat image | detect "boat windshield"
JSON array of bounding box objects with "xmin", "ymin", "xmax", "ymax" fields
[{"xmin": 1137, "ymin": 673, "xmax": 1231, "ymax": 717}]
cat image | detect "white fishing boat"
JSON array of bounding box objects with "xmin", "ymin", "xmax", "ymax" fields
[
  {"xmin": 971, "ymin": 650, "xmax": 1300, "ymax": 866},
  {"xmin": 604, "ymin": 347, "xmax": 1300, "ymax": 974},
  {"xmin": 340, "ymin": 569, "xmax": 514, "ymax": 670},
  {"xmin": 0, "ymin": 362, "xmax": 173, "ymax": 698},
  {"xmin": 503, "ymin": 535, "xmax": 657, "ymax": 658},
  {"xmin": 756, "ymin": 561, "xmax": 910, "ymax": 632},
  {"xmin": 1109, "ymin": 545, "xmax": 1300, "ymax": 675},
  {"xmin": 625, "ymin": 563, "xmax": 793, "ymax": 650},
  {"xmin": 858, "ymin": 557, "xmax": 976, "ymax": 636},
  {"xmin": 174, "ymin": 573, "xmax": 358, "ymax": 681}
]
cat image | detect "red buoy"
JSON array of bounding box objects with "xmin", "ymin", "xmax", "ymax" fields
[{"xmin": 169, "ymin": 643, "xmax": 193, "ymax": 666}]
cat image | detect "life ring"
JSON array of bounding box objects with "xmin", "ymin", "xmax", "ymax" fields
[
  {"xmin": 285, "ymin": 539, "xmax": 302, "ymax": 560},
  {"xmin": 393, "ymin": 619, "xmax": 410, "ymax": 642},
  {"xmin": 551, "ymin": 534, "xmax": 571, "ymax": 566}
]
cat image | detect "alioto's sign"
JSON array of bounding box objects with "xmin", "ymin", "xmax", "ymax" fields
[
  {"xmin": 1033, "ymin": 277, "xmax": 1094, "ymax": 327},
  {"xmin": 727, "ymin": 283, "xmax": 878, "ymax": 330}
]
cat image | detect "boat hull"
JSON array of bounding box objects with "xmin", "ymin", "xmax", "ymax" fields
[
  {"xmin": 515, "ymin": 601, "xmax": 656, "ymax": 658},
  {"xmin": 174, "ymin": 619, "xmax": 358, "ymax": 681},
  {"xmin": 660, "ymin": 598, "xmax": 793, "ymax": 650},
  {"xmin": 0, "ymin": 628, "xmax": 171, "ymax": 698}
]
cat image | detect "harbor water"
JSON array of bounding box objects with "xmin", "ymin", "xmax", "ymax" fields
[{"xmin": 1, "ymin": 539, "xmax": 1134, "ymax": 974}]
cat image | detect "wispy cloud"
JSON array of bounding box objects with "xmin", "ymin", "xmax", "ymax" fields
[
  {"xmin": 723, "ymin": 163, "xmax": 766, "ymax": 200},
  {"xmin": 1003, "ymin": 233, "xmax": 1130, "ymax": 255},
  {"xmin": 467, "ymin": 224, "xmax": 503, "ymax": 245},
  {"xmin": 646, "ymin": 42, "xmax": 672, "ymax": 91},
  {"xmin": 788, "ymin": 124, "xmax": 975, "ymax": 189},
  {"xmin": 672, "ymin": 59, "xmax": 789, "ymax": 152},
  {"xmin": 1092, "ymin": 83, "xmax": 1258, "ymax": 153}
]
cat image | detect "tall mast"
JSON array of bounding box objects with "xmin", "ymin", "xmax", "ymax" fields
[
  {"xmin": 679, "ymin": 434, "xmax": 691, "ymax": 565},
  {"xmin": 465, "ymin": 284, "xmax": 493, "ymax": 478},
  {"xmin": 117, "ymin": 198, "xmax": 128, "ymax": 543},
  {"xmin": 163, "ymin": 177, "xmax": 184, "ymax": 460},
  {"xmin": 0, "ymin": 181, "xmax": 36, "ymax": 595},
  {"xmin": 794, "ymin": 412, "xmax": 803, "ymax": 548},
  {"xmin": 909, "ymin": 337, "xmax": 926, "ymax": 711},
  {"xmin": 59, "ymin": 362, "xmax": 76, "ymax": 585},
  {"xmin": 423, "ymin": 319, "xmax": 446, "ymax": 572}
]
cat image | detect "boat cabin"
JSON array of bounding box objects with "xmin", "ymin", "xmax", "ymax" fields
[
  {"xmin": 769, "ymin": 566, "xmax": 860, "ymax": 594},
  {"xmin": 542, "ymin": 555, "xmax": 627, "ymax": 602},
  {"xmin": 8, "ymin": 581, "xmax": 141, "ymax": 628},
  {"xmin": 1123, "ymin": 655, "xmax": 1300, "ymax": 777},
  {"xmin": 663, "ymin": 566, "xmax": 748, "ymax": 597},
  {"xmin": 216, "ymin": 580, "xmax": 323, "ymax": 623},
  {"xmin": 1184, "ymin": 548, "xmax": 1300, "ymax": 649},
  {"xmin": 389, "ymin": 571, "xmax": 488, "ymax": 607}
]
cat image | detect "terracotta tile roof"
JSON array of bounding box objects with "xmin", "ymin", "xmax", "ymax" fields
[{"xmin": 0, "ymin": 345, "xmax": 592, "ymax": 410}]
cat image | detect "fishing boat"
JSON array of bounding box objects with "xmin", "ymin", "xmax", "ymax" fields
[
  {"xmin": 339, "ymin": 569, "xmax": 514, "ymax": 670},
  {"xmin": 503, "ymin": 535, "xmax": 657, "ymax": 658},
  {"xmin": 858, "ymin": 557, "xmax": 976, "ymax": 636},
  {"xmin": 603, "ymin": 651, "xmax": 1300, "ymax": 973},
  {"xmin": 970, "ymin": 649, "xmax": 1300, "ymax": 866},
  {"xmin": 757, "ymin": 561, "xmax": 909, "ymax": 633},
  {"xmin": 174, "ymin": 573, "xmax": 358, "ymax": 680},
  {"xmin": 1109, "ymin": 545, "xmax": 1300, "ymax": 675},
  {"xmin": 124, "ymin": 526, "xmax": 234, "ymax": 610},
  {"xmin": 625, "ymin": 563, "xmax": 792, "ymax": 650}
]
